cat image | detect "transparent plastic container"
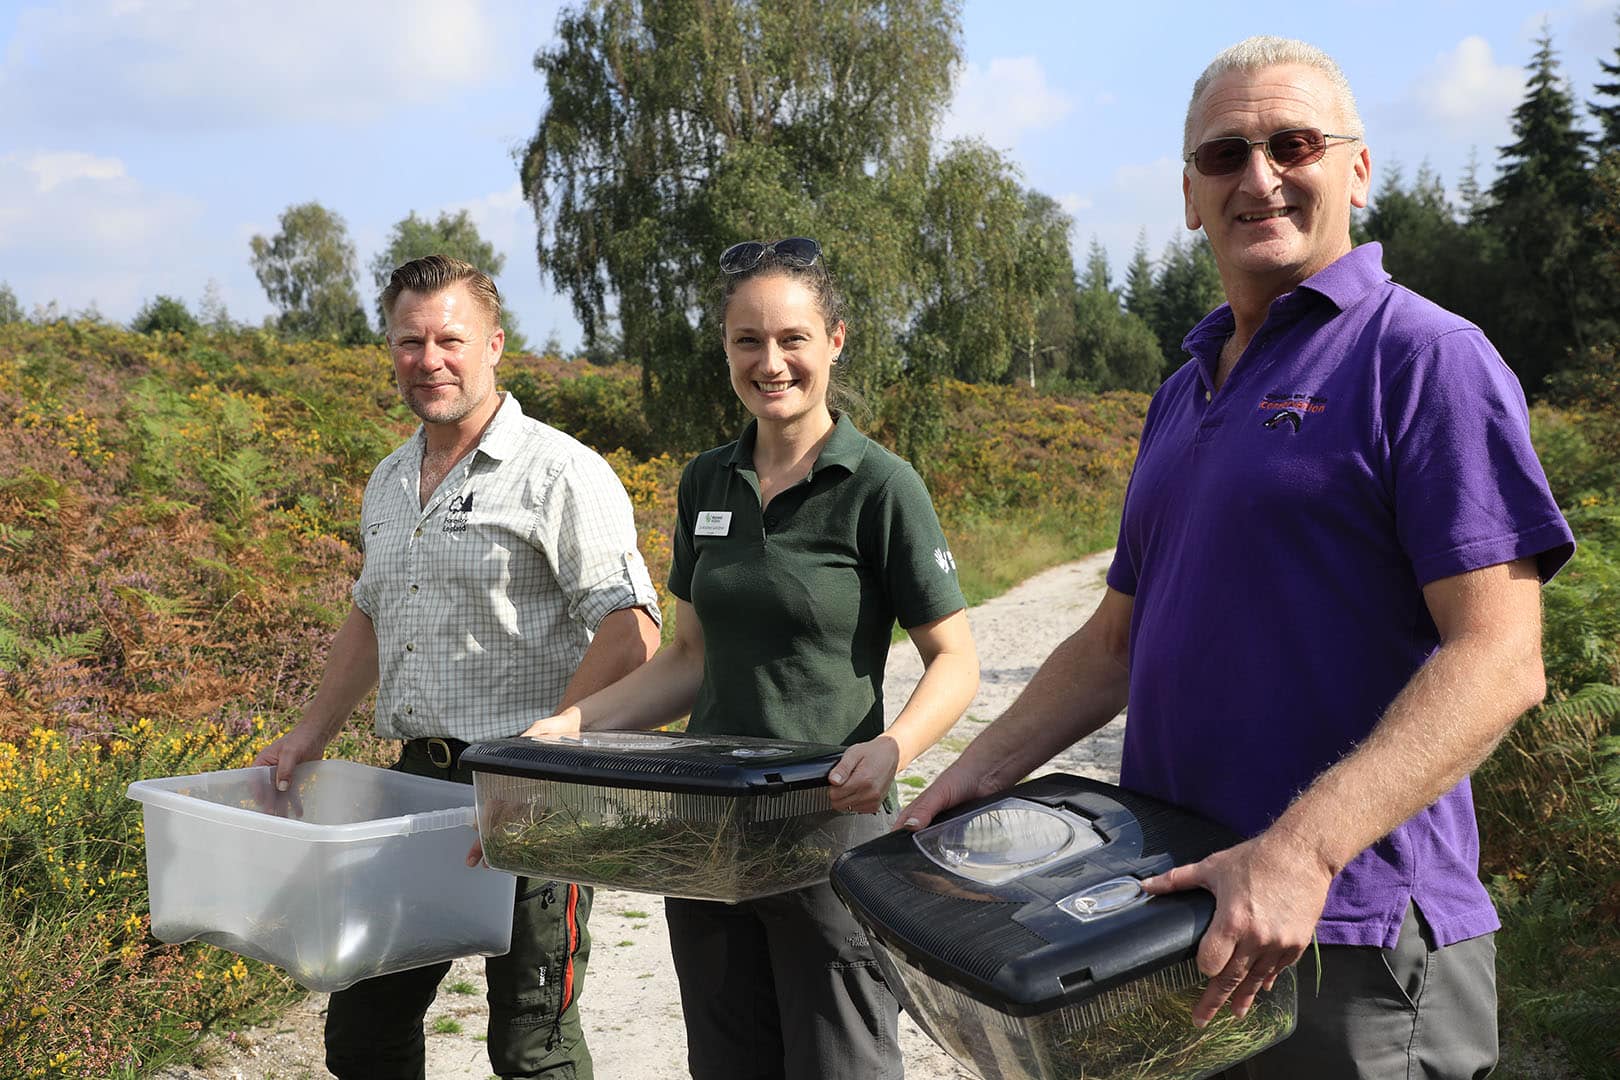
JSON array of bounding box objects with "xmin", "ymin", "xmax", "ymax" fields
[
  {"xmin": 875, "ymin": 945, "xmax": 1297, "ymax": 1080},
  {"xmin": 832, "ymin": 774, "xmax": 1298, "ymax": 1080},
  {"xmin": 127, "ymin": 760, "xmax": 515, "ymax": 992},
  {"xmin": 463, "ymin": 731, "xmax": 862, "ymax": 901}
]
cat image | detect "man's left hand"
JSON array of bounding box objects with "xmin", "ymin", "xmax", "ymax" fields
[
  {"xmin": 1140, "ymin": 830, "xmax": 1335, "ymax": 1026},
  {"xmin": 827, "ymin": 735, "xmax": 901, "ymax": 813}
]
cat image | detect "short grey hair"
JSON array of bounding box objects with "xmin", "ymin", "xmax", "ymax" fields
[{"xmin": 1183, "ymin": 36, "xmax": 1364, "ymax": 156}]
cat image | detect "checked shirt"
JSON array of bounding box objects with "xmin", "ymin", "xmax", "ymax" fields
[{"xmin": 353, "ymin": 392, "xmax": 660, "ymax": 743}]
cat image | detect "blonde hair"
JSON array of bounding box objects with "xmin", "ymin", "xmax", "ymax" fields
[
  {"xmin": 381, "ymin": 254, "xmax": 502, "ymax": 330},
  {"xmin": 1184, "ymin": 36, "xmax": 1364, "ymax": 156}
]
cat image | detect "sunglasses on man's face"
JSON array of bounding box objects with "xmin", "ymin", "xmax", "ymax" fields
[
  {"xmin": 1185, "ymin": 127, "xmax": 1360, "ymax": 177},
  {"xmin": 719, "ymin": 237, "xmax": 822, "ymax": 274}
]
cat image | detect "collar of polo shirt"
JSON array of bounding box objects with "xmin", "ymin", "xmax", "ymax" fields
[{"xmin": 726, "ymin": 411, "xmax": 870, "ymax": 476}]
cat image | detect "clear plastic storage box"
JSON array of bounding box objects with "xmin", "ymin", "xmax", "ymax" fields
[
  {"xmin": 127, "ymin": 760, "xmax": 516, "ymax": 992},
  {"xmin": 462, "ymin": 731, "xmax": 861, "ymax": 902},
  {"xmin": 831, "ymin": 774, "xmax": 1297, "ymax": 1080}
]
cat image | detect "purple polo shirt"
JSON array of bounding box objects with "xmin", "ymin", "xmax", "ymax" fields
[{"xmin": 1106, "ymin": 243, "xmax": 1574, "ymax": 948}]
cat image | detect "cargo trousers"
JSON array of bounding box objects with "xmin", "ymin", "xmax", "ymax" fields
[
  {"xmin": 1215, "ymin": 901, "xmax": 1497, "ymax": 1080},
  {"xmin": 324, "ymin": 739, "xmax": 594, "ymax": 1080}
]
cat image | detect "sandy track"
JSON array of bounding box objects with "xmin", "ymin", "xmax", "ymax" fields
[{"xmin": 157, "ymin": 551, "xmax": 1122, "ymax": 1080}]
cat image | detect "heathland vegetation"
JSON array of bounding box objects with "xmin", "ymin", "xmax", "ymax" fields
[
  {"xmin": 0, "ymin": 318, "xmax": 1616, "ymax": 1076},
  {"xmin": 0, "ymin": 321, "xmax": 1148, "ymax": 1076}
]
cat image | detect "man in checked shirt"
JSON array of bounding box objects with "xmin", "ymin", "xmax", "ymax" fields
[{"xmin": 255, "ymin": 255, "xmax": 661, "ymax": 1080}]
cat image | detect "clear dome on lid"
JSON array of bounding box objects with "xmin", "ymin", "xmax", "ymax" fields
[{"xmin": 915, "ymin": 798, "xmax": 1105, "ymax": 884}]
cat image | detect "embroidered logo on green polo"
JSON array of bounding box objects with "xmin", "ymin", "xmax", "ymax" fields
[{"xmin": 933, "ymin": 548, "xmax": 957, "ymax": 573}]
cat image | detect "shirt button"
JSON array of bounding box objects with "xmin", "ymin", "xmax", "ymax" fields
[
  {"xmin": 410, "ymin": 583, "xmax": 418, "ymax": 592},
  {"xmin": 405, "ymin": 706, "xmax": 413, "ymax": 715},
  {"xmin": 414, "ymin": 527, "xmax": 422, "ymax": 537},
  {"xmin": 1204, "ymin": 390, "xmax": 1211, "ymax": 402},
  {"xmin": 405, "ymin": 642, "xmax": 415, "ymax": 652}
]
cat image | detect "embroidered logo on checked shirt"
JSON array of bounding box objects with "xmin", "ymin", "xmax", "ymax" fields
[
  {"xmin": 442, "ymin": 491, "xmax": 474, "ymax": 533},
  {"xmin": 1259, "ymin": 391, "xmax": 1327, "ymax": 433},
  {"xmin": 933, "ymin": 547, "xmax": 957, "ymax": 574}
]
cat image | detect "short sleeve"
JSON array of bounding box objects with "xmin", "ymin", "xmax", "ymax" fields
[
  {"xmin": 349, "ymin": 467, "xmax": 388, "ymax": 620},
  {"xmin": 667, "ymin": 458, "xmax": 700, "ymax": 602},
  {"xmin": 1107, "ymin": 385, "xmax": 1173, "ymax": 598},
  {"xmin": 866, "ymin": 464, "xmax": 966, "ymax": 628},
  {"xmin": 533, "ymin": 452, "xmax": 662, "ymax": 631},
  {"xmin": 1104, "ymin": 522, "xmax": 1138, "ymax": 597},
  {"xmin": 1384, "ymin": 328, "xmax": 1574, "ymax": 585}
]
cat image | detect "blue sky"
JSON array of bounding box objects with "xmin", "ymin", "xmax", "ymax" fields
[{"xmin": 1, "ymin": 0, "xmax": 1615, "ymax": 347}]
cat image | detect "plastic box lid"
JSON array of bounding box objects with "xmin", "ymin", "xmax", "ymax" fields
[
  {"xmin": 831, "ymin": 773, "xmax": 1244, "ymax": 1017},
  {"xmin": 461, "ymin": 730, "xmax": 847, "ymax": 795},
  {"xmin": 127, "ymin": 759, "xmax": 479, "ymax": 839}
]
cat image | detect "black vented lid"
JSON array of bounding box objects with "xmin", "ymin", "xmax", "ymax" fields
[
  {"xmin": 460, "ymin": 731, "xmax": 846, "ymax": 795},
  {"xmin": 831, "ymin": 773, "xmax": 1242, "ymax": 1016}
]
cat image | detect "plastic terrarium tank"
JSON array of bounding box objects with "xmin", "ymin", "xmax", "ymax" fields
[
  {"xmin": 463, "ymin": 730, "xmax": 864, "ymax": 902},
  {"xmin": 831, "ymin": 774, "xmax": 1298, "ymax": 1080}
]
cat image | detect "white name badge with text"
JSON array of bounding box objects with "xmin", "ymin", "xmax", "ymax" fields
[{"xmin": 694, "ymin": 510, "xmax": 732, "ymax": 537}]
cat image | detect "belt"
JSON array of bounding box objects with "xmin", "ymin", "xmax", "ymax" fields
[{"xmin": 407, "ymin": 736, "xmax": 470, "ymax": 771}]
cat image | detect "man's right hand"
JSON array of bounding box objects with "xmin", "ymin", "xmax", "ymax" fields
[
  {"xmin": 896, "ymin": 764, "xmax": 990, "ymax": 831},
  {"xmin": 252, "ymin": 725, "xmax": 330, "ymax": 792}
]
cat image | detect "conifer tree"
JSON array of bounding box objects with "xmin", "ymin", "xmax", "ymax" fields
[
  {"xmin": 1122, "ymin": 230, "xmax": 1159, "ymax": 330},
  {"xmin": 1150, "ymin": 235, "xmax": 1224, "ymax": 373},
  {"xmin": 1485, "ymin": 27, "xmax": 1600, "ymax": 388},
  {"xmin": 1591, "ymin": 10, "xmax": 1620, "ymax": 157}
]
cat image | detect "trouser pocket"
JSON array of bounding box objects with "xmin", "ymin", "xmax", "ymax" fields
[{"xmin": 486, "ymin": 878, "xmax": 594, "ymax": 1079}]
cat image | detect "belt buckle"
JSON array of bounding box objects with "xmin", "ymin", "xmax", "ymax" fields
[{"xmin": 426, "ymin": 737, "xmax": 454, "ymax": 769}]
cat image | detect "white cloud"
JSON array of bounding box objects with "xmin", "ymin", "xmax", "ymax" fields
[
  {"xmin": 0, "ymin": 150, "xmax": 205, "ymax": 316},
  {"xmin": 23, "ymin": 151, "xmax": 128, "ymax": 192},
  {"xmin": 1061, "ymin": 157, "xmax": 1190, "ymax": 275},
  {"xmin": 940, "ymin": 57, "xmax": 1074, "ymax": 151},
  {"xmin": 1407, "ymin": 37, "xmax": 1524, "ymax": 137},
  {"xmin": 0, "ymin": 0, "xmax": 503, "ymax": 132},
  {"xmin": 1057, "ymin": 193, "xmax": 1093, "ymax": 214},
  {"xmin": 429, "ymin": 183, "xmax": 535, "ymax": 281}
]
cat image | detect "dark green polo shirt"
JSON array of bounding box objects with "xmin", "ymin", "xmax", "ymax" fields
[{"xmin": 668, "ymin": 413, "xmax": 966, "ymax": 747}]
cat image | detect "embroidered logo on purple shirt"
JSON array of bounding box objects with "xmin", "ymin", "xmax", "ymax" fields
[{"xmin": 1259, "ymin": 392, "xmax": 1327, "ymax": 432}]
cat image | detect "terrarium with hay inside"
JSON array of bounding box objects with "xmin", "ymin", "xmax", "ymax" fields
[
  {"xmin": 830, "ymin": 773, "xmax": 1298, "ymax": 1080},
  {"xmin": 462, "ymin": 730, "xmax": 864, "ymax": 902}
]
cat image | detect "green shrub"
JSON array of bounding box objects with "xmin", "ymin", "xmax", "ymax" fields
[
  {"xmin": 131, "ymin": 296, "xmax": 200, "ymax": 337},
  {"xmin": 1483, "ymin": 398, "xmax": 1620, "ymax": 1075}
]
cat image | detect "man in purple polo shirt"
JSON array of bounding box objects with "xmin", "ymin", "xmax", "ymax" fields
[{"xmin": 904, "ymin": 35, "xmax": 1574, "ymax": 1078}]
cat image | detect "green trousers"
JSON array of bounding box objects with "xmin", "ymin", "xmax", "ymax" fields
[{"xmin": 323, "ymin": 740, "xmax": 594, "ymax": 1080}]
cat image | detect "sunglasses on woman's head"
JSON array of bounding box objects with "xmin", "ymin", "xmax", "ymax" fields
[
  {"xmin": 719, "ymin": 237, "xmax": 822, "ymax": 274},
  {"xmin": 1184, "ymin": 127, "xmax": 1360, "ymax": 177}
]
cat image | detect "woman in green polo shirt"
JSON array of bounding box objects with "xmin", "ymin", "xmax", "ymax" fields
[{"xmin": 523, "ymin": 237, "xmax": 979, "ymax": 1079}]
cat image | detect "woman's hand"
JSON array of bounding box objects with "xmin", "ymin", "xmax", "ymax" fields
[
  {"xmin": 521, "ymin": 706, "xmax": 583, "ymax": 740},
  {"xmin": 827, "ymin": 735, "xmax": 901, "ymax": 813}
]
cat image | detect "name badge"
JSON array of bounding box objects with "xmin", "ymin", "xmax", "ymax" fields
[{"xmin": 694, "ymin": 510, "xmax": 732, "ymax": 537}]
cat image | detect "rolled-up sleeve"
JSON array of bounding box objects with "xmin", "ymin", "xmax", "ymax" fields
[{"xmin": 533, "ymin": 453, "xmax": 662, "ymax": 632}]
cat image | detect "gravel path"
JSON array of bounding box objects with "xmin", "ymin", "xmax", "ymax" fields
[{"xmin": 157, "ymin": 551, "xmax": 1123, "ymax": 1080}]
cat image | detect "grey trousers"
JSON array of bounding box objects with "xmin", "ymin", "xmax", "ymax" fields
[
  {"xmin": 1219, "ymin": 902, "xmax": 1498, "ymax": 1080},
  {"xmin": 664, "ymin": 812, "xmax": 901, "ymax": 1080}
]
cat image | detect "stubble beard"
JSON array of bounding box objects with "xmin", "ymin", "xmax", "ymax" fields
[{"xmin": 403, "ymin": 378, "xmax": 490, "ymax": 427}]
